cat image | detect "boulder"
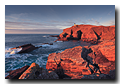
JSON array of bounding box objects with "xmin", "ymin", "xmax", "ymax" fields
[
  {"xmin": 19, "ymin": 63, "xmax": 41, "ymax": 79},
  {"xmin": 10, "ymin": 44, "xmax": 40, "ymax": 54},
  {"xmin": 5, "ymin": 65, "xmax": 29, "ymax": 79},
  {"xmin": 19, "ymin": 63, "xmax": 59, "ymax": 79}
]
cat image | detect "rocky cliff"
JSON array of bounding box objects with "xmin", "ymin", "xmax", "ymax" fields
[
  {"xmin": 46, "ymin": 24, "xmax": 115, "ymax": 79},
  {"xmin": 56, "ymin": 25, "xmax": 115, "ymax": 44}
]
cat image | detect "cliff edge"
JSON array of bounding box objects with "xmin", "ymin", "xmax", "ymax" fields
[{"xmin": 56, "ymin": 25, "xmax": 115, "ymax": 44}]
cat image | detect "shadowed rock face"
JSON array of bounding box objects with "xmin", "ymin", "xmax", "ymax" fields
[
  {"xmin": 56, "ymin": 25, "xmax": 115, "ymax": 44},
  {"xmin": 77, "ymin": 30, "xmax": 82, "ymax": 39}
]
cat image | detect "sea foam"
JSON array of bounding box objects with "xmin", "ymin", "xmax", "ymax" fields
[{"xmin": 5, "ymin": 48, "xmax": 22, "ymax": 55}]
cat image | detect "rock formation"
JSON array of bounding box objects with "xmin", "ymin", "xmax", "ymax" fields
[
  {"xmin": 5, "ymin": 63, "xmax": 59, "ymax": 79},
  {"xmin": 19, "ymin": 63, "xmax": 59, "ymax": 79},
  {"xmin": 5, "ymin": 65, "xmax": 29, "ymax": 79},
  {"xmin": 56, "ymin": 25, "xmax": 115, "ymax": 44},
  {"xmin": 10, "ymin": 44, "xmax": 40, "ymax": 54},
  {"xmin": 46, "ymin": 39, "xmax": 115, "ymax": 79},
  {"xmin": 6, "ymin": 24, "xmax": 115, "ymax": 79}
]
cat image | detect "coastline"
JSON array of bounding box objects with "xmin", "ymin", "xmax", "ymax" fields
[{"xmin": 5, "ymin": 24, "xmax": 115, "ymax": 79}]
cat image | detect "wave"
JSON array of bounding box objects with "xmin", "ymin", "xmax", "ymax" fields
[
  {"xmin": 55, "ymin": 50, "xmax": 64, "ymax": 53},
  {"xmin": 35, "ymin": 44, "xmax": 51, "ymax": 48},
  {"xmin": 5, "ymin": 48, "xmax": 22, "ymax": 56},
  {"xmin": 42, "ymin": 35, "xmax": 47, "ymax": 37},
  {"xmin": 56, "ymin": 41, "xmax": 63, "ymax": 42},
  {"xmin": 35, "ymin": 54, "xmax": 48, "ymax": 68},
  {"xmin": 5, "ymin": 72, "xmax": 9, "ymax": 77},
  {"xmin": 5, "ymin": 53, "xmax": 39, "ymax": 72}
]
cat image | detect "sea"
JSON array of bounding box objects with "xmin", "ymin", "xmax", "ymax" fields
[{"xmin": 5, "ymin": 34, "xmax": 90, "ymax": 77}]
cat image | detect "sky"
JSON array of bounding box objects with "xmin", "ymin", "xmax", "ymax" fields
[{"xmin": 5, "ymin": 5, "xmax": 115, "ymax": 34}]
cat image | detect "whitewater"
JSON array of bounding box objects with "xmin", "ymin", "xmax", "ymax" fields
[{"xmin": 5, "ymin": 34, "xmax": 90, "ymax": 77}]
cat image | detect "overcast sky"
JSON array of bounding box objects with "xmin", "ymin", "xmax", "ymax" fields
[{"xmin": 5, "ymin": 5, "xmax": 115, "ymax": 34}]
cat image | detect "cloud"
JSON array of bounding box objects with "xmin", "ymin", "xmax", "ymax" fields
[
  {"xmin": 5, "ymin": 21, "xmax": 63, "ymax": 30},
  {"xmin": 46, "ymin": 20, "xmax": 76, "ymax": 27},
  {"xmin": 95, "ymin": 20, "xmax": 100, "ymax": 25},
  {"xmin": 5, "ymin": 20, "xmax": 66, "ymax": 34},
  {"xmin": 5, "ymin": 21, "xmax": 45, "ymax": 26},
  {"xmin": 5, "ymin": 28, "xmax": 62, "ymax": 34},
  {"xmin": 5, "ymin": 13, "xmax": 28, "ymax": 21},
  {"xmin": 109, "ymin": 20, "xmax": 115, "ymax": 25},
  {"xmin": 5, "ymin": 19, "xmax": 76, "ymax": 29},
  {"xmin": 86, "ymin": 18, "xmax": 100, "ymax": 25},
  {"xmin": 101, "ymin": 20, "xmax": 115, "ymax": 26},
  {"xmin": 5, "ymin": 19, "xmax": 75, "ymax": 34},
  {"xmin": 5, "ymin": 12, "xmax": 76, "ymax": 31}
]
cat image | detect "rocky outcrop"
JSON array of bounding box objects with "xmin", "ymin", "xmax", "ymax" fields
[
  {"xmin": 56, "ymin": 25, "xmax": 115, "ymax": 44},
  {"xmin": 5, "ymin": 65, "xmax": 29, "ymax": 79},
  {"xmin": 11, "ymin": 44, "xmax": 40, "ymax": 54},
  {"xmin": 46, "ymin": 39, "xmax": 115, "ymax": 79},
  {"xmin": 5, "ymin": 63, "xmax": 59, "ymax": 79},
  {"xmin": 46, "ymin": 46, "xmax": 92, "ymax": 79},
  {"xmin": 42, "ymin": 43, "xmax": 53, "ymax": 45},
  {"xmin": 81, "ymin": 70, "xmax": 115, "ymax": 79},
  {"xmin": 19, "ymin": 63, "xmax": 59, "ymax": 79},
  {"xmin": 6, "ymin": 40, "xmax": 115, "ymax": 79}
]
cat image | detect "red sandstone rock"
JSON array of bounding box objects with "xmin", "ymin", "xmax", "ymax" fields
[
  {"xmin": 90, "ymin": 40, "xmax": 115, "ymax": 62},
  {"xmin": 46, "ymin": 25, "xmax": 115, "ymax": 79},
  {"xmin": 81, "ymin": 28, "xmax": 97, "ymax": 40},
  {"xmin": 5, "ymin": 65, "xmax": 29, "ymax": 79},
  {"xmin": 46, "ymin": 39, "xmax": 115, "ymax": 79},
  {"xmin": 89, "ymin": 40, "xmax": 115, "ymax": 74},
  {"xmin": 99, "ymin": 46, "xmax": 115, "ymax": 61},
  {"xmin": 91, "ymin": 26, "xmax": 115, "ymax": 40},
  {"xmin": 19, "ymin": 63, "xmax": 59, "ymax": 79},
  {"xmin": 46, "ymin": 46, "xmax": 94, "ymax": 78},
  {"xmin": 57, "ymin": 25, "xmax": 115, "ymax": 43}
]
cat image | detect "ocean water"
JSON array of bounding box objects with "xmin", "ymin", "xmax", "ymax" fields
[{"xmin": 5, "ymin": 34, "xmax": 90, "ymax": 77}]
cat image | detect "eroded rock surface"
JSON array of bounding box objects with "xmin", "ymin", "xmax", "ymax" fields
[
  {"xmin": 56, "ymin": 25, "xmax": 115, "ymax": 44},
  {"xmin": 5, "ymin": 65, "xmax": 29, "ymax": 79},
  {"xmin": 19, "ymin": 63, "xmax": 59, "ymax": 79},
  {"xmin": 46, "ymin": 40, "xmax": 115, "ymax": 79}
]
